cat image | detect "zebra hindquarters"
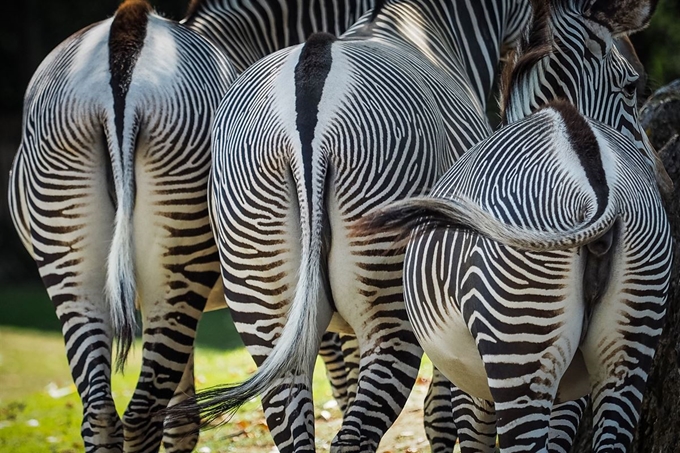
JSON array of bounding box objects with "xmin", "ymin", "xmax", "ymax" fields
[
  {"xmin": 464, "ymin": 242, "xmax": 584, "ymax": 452},
  {"xmin": 121, "ymin": 129, "xmax": 219, "ymax": 452},
  {"xmin": 404, "ymin": 228, "xmax": 586, "ymax": 453},
  {"xmin": 580, "ymin": 199, "xmax": 671, "ymax": 452},
  {"xmin": 326, "ymin": 205, "xmax": 423, "ymax": 453},
  {"xmin": 20, "ymin": 124, "xmax": 123, "ymax": 452}
]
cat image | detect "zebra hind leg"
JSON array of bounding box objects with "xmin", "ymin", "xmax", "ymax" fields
[
  {"xmin": 451, "ymin": 387, "xmax": 496, "ymax": 453},
  {"xmin": 59, "ymin": 299, "xmax": 123, "ymax": 453},
  {"xmin": 547, "ymin": 397, "xmax": 588, "ymax": 453},
  {"xmin": 27, "ymin": 152, "xmax": 124, "ymax": 452},
  {"xmin": 331, "ymin": 324, "xmax": 423, "ymax": 453},
  {"xmin": 339, "ymin": 333, "xmax": 361, "ymax": 410},
  {"xmin": 423, "ymin": 366, "xmax": 457, "ymax": 453},
  {"xmin": 319, "ymin": 332, "xmax": 351, "ymax": 413},
  {"xmin": 162, "ymin": 352, "xmax": 200, "ymax": 453}
]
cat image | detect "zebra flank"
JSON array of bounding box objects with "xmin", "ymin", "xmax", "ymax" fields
[{"xmin": 106, "ymin": 0, "xmax": 154, "ymax": 370}]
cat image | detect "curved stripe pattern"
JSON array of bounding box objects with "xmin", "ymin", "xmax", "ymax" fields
[
  {"xmin": 364, "ymin": 0, "xmax": 670, "ymax": 451},
  {"xmin": 165, "ymin": 1, "xmax": 545, "ymax": 452},
  {"xmin": 183, "ymin": 0, "xmax": 374, "ymax": 72},
  {"xmin": 7, "ymin": 1, "xmax": 236, "ymax": 452}
]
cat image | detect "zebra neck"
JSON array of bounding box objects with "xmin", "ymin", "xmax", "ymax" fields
[
  {"xmin": 350, "ymin": 0, "xmax": 521, "ymax": 108},
  {"xmin": 183, "ymin": 0, "xmax": 372, "ymax": 72}
]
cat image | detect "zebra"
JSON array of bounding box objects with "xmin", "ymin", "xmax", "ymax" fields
[
  {"xmin": 358, "ymin": 0, "xmax": 672, "ymax": 450},
  {"xmin": 7, "ymin": 1, "xmax": 237, "ymax": 452},
  {"xmin": 9, "ymin": 0, "xmax": 388, "ymax": 451},
  {"xmin": 163, "ymin": 0, "xmax": 542, "ymax": 451},
  {"xmin": 183, "ymin": 0, "xmax": 374, "ymax": 73}
]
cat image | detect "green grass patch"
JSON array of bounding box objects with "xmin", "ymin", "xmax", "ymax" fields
[
  {"xmin": 0, "ymin": 285, "xmax": 437, "ymax": 452},
  {"xmin": 0, "ymin": 327, "xmax": 347, "ymax": 452}
]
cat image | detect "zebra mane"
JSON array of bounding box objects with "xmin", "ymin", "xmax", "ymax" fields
[{"xmin": 499, "ymin": 0, "xmax": 552, "ymax": 123}]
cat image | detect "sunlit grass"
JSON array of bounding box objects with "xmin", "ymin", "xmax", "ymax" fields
[
  {"xmin": 0, "ymin": 285, "xmax": 438, "ymax": 452},
  {"xmin": 0, "ymin": 326, "xmax": 438, "ymax": 452}
]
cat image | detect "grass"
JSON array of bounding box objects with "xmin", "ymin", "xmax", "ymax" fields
[{"xmin": 0, "ymin": 285, "xmax": 437, "ymax": 452}]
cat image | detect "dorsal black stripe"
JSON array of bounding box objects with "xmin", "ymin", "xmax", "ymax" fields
[
  {"xmin": 293, "ymin": 32, "xmax": 335, "ymax": 223},
  {"xmin": 548, "ymin": 99, "xmax": 609, "ymax": 220},
  {"xmin": 109, "ymin": 0, "xmax": 151, "ymax": 151}
]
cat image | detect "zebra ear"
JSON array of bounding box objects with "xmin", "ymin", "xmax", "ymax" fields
[{"xmin": 585, "ymin": 0, "xmax": 658, "ymax": 35}]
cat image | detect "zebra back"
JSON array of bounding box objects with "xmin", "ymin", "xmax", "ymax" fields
[
  {"xmin": 182, "ymin": 0, "xmax": 374, "ymax": 72},
  {"xmin": 499, "ymin": 0, "xmax": 671, "ymax": 192}
]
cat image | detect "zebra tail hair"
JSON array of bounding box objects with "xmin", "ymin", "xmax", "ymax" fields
[
  {"xmin": 103, "ymin": 115, "xmax": 139, "ymax": 373},
  {"xmin": 102, "ymin": 1, "xmax": 155, "ymax": 371},
  {"xmin": 358, "ymin": 195, "xmax": 618, "ymax": 252}
]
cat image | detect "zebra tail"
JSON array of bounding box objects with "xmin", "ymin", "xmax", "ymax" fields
[
  {"xmin": 359, "ymin": 195, "xmax": 618, "ymax": 252},
  {"xmin": 103, "ymin": 0, "xmax": 153, "ymax": 371},
  {"xmin": 102, "ymin": 116, "xmax": 138, "ymax": 372},
  {"xmin": 162, "ymin": 148, "xmax": 332, "ymax": 431}
]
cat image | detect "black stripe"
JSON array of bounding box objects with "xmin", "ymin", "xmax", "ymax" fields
[
  {"xmin": 293, "ymin": 32, "xmax": 335, "ymax": 223},
  {"xmin": 108, "ymin": 0, "xmax": 150, "ymax": 151},
  {"xmin": 548, "ymin": 100, "xmax": 609, "ymax": 219}
]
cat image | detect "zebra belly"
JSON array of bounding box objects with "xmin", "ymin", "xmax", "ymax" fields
[
  {"xmin": 420, "ymin": 313, "xmax": 494, "ymax": 401},
  {"xmin": 418, "ymin": 312, "xmax": 591, "ymax": 404}
]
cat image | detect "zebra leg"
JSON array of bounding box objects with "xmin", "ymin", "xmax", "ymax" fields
[
  {"xmin": 20, "ymin": 139, "xmax": 124, "ymax": 451},
  {"xmin": 320, "ymin": 332, "xmax": 351, "ymax": 413},
  {"xmin": 339, "ymin": 333, "xmax": 360, "ymax": 410},
  {"xmin": 547, "ymin": 397, "xmax": 588, "ymax": 453},
  {"xmin": 121, "ymin": 167, "xmax": 217, "ymax": 452},
  {"xmin": 581, "ymin": 298, "xmax": 666, "ymax": 451},
  {"xmin": 56, "ymin": 295, "xmax": 122, "ymax": 453},
  {"xmin": 423, "ymin": 367, "xmax": 457, "ymax": 453},
  {"xmin": 162, "ymin": 352, "xmax": 199, "ymax": 453},
  {"xmin": 330, "ymin": 321, "xmax": 422, "ymax": 453},
  {"xmin": 451, "ymin": 389, "xmax": 496, "ymax": 453},
  {"xmin": 318, "ymin": 332, "xmax": 361, "ymax": 417},
  {"xmin": 121, "ymin": 289, "xmax": 207, "ymax": 452}
]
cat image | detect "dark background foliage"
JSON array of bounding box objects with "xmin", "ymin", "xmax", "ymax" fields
[{"xmin": 0, "ymin": 0, "xmax": 679, "ymax": 284}]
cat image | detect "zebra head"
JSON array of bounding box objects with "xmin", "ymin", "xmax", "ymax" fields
[{"xmin": 500, "ymin": 0, "xmax": 672, "ymax": 192}]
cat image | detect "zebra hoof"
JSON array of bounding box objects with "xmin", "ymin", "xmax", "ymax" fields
[{"xmin": 330, "ymin": 433, "xmax": 379, "ymax": 453}]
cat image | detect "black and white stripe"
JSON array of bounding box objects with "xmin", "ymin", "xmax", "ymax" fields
[
  {"xmin": 8, "ymin": 1, "xmax": 236, "ymax": 451},
  {"xmin": 166, "ymin": 1, "xmax": 538, "ymax": 452},
  {"xmin": 362, "ymin": 0, "xmax": 670, "ymax": 451},
  {"xmin": 183, "ymin": 0, "xmax": 374, "ymax": 72}
]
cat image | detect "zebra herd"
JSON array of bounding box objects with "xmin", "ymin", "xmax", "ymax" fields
[{"xmin": 7, "ymin": 0, "xmax": 671, "ymax": 452}]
